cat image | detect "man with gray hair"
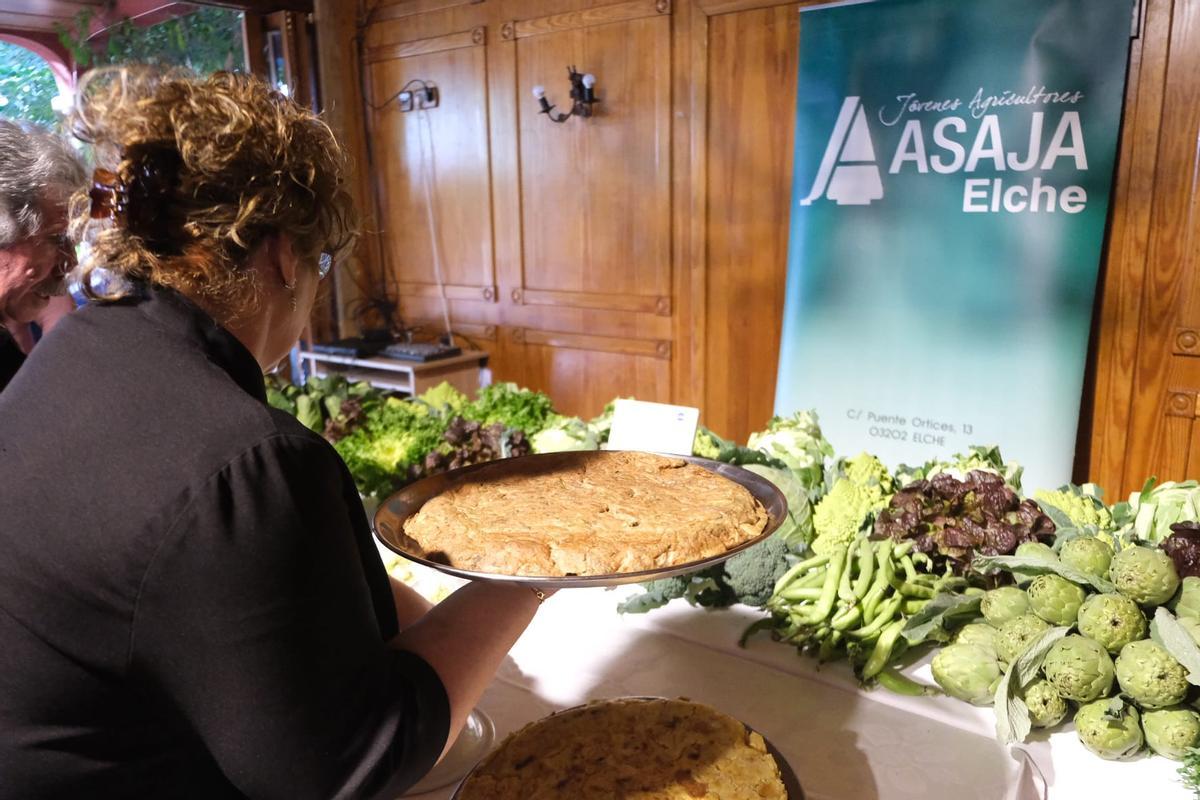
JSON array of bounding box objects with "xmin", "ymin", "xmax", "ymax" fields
[{"xmin": 0, "ymin": 118, "xmax": 85, "ymax": 392}]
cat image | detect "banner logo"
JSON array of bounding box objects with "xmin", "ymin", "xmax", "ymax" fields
[
  {"xmin": 800, "ymin": 97, "xmax": 884, "ymax": 206},
  {"xmin": 802, "ymin": 92, "xmax": 1093, "ymax": 214}
]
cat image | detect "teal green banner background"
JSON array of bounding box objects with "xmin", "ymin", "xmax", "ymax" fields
[{"xmin": 775, "ymin": 0, "xmax": 1134, "ymax": 491}]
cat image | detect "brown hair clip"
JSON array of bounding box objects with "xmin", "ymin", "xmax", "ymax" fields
[
  {"xmin": 88, "ymin": 167, "xmax": 124, "ymax": 221},
  {"xmin": 89, "ymin": 144, "xmax": 183, "ymax": 252}
]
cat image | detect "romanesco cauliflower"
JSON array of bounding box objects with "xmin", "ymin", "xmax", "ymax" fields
[
  {"xmin": 811, "ymin": 479, "xmax": 874, "ymax": 555},
  {"xmin": 1035, "ymin": 486, "xmax": 1113, "ymax": 531},
  {"xmin": 844, "ymin": 452, "xmax": 892, "ymax": 489},
  {"xmin": 692, "ymin": 427, "xmax": 722, "ymax": 459}
]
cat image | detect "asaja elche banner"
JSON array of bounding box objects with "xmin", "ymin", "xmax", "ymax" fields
[{"xmin": 774, "ymin": 0, "xmax": 1134, "ymax": 490}]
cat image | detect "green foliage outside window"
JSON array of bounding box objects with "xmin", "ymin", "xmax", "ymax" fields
[
  {"xmin": 56, "ymin": 6, "xmax": 245, "ymax": 74},
  {"xmin": 0, "ymin": 7, "xmax": 246, "ymax": 127},
  {"xmin": 0, "ymin": 42, "xmax": 59, "ymax": 126}
]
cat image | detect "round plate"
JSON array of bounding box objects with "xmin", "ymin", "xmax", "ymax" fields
[
  {"xmin": 372, "ymin": 451, "xmax": 788, "ymax": 588},
  {"xmin": 447, "ymin": 697, "xmax": 803, "ymax": 799},
  {"xmin": 402, "ymin": 708, "xmax": 495, "ymax": 796}
]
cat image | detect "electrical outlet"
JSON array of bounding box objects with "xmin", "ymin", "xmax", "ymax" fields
[
  {"xmin": 397, "ymin": 87, "xmax": 438, "ymax": 113},
  {"xmin": 417, "ymin": 86, "xmax": 439, "ymax": 110}
]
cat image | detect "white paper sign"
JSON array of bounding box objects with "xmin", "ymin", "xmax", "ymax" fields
[{"xmin": 606, "ymin": 399, "xmax": 700, "ymax": 456}]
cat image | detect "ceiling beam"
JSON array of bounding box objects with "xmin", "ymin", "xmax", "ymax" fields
[{"xmin": 195, "ymin": 0, "xmax": 314, "ymax": 12}]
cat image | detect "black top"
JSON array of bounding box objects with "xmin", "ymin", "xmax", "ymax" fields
[
  {"xmin": 0, "ymin": 287, "xmax": 449, "ymax": 799},
  {"xmin": 0, "ymin": 327, "xmax": 23, "ymax": 392}
]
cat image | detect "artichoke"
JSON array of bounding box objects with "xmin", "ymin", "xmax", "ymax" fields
[
  {"xmin": 1109, "ymin": 546, "xmax": 1180, "ymax": 606},
  {"xmin": 996, "ymin": 614, "xmax": 1052, "ymax": 664},
  {"xmin": 1114, "ymin": 639, "xmax": 1188, "ymax": 709},
  {"xmin": 1059, "ymin": 537, "xmax": 1114, "ymax": 577},
  {"xmin": 1075, "ymin": 699, "xmax": 1143, "ymax": 760},
  {"xmin": 981, "ymin": 587, "xmax": 1031, "ymax": 626},
  {"xmin": 1142, "ymin": 706, "xmax": 1200, "ymax": 760},
  {"xmin": 931, "ymin": 643, "xmax": 1002, "ymax": 705},
  {"xmin": 1076, "ymin": 593, "xmax": 1147, "ymax": 653},
  {"xmin": 1027, "ymin": 574, "xmax": 1086, "ymax": 626},
  {"xmin": 1016, "ymin": 541, "xmax": 1057, "ymax": 560},
  {"xmin": 1013, "ymin": 542, "xmax": 1057, "ymax": 585},
  {"xmin": 1042, "ymin": 635, "xmax": 1115, "ymax": 702},
  {"xmin": 1023, "ymin": 679, "xmax": 1068, "ymax": 728},
  {"xmin": 955, "ymin": 623, "xmax": 1002, "ymax": 655},
  {"xmin": 1174, "ymin": 576, "xmax": 1200, "ymax": 621}
]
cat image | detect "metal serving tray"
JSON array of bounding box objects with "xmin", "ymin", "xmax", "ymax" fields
[
  {"xmin": 447, "ymin": 697, "xmax": 804, "ymax": 800},
  {"xmin": 372, "ymin": 450, "xmax": 788, "ymax": 588}
]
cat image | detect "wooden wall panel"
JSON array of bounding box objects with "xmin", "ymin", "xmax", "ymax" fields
[
  {"xmin": 366, "ymin": 41, "xmax": 495, "ymax": 299},
  {"xmin": 701, "ymin": 3, "xmax": 799, "ymax": 440},
  {"xmin": 511, "ymin": 342, "xmax": 671, "ymax": 418},
  {"xmin": 1086, "ymin": 0, "xmax": 1200, "ymax": 494},
  {"xmin": 358, "ymin": 0, "xmax": 676, "ymax": 415},
  {"xmin": 513, "ymin": 14, "xmax": 671, "ymax": 303}
]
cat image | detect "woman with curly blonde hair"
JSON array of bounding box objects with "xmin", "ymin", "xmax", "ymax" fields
[{"xmin": 0, "ymin": 68, "xmax": 550, "ymax": 799}]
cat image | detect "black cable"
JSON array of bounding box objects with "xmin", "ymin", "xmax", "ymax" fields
[
  {"xmin": 353, "ymin": 0, "xmax": 409, "ymax": 340},
  {"xmin": 365, "ymin": 78, "xmax": 434, "ymax": 112}
]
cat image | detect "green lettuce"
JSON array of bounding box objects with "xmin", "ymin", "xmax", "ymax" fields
[
  {"xmin": 531, "ymin": 415, "xmax": 600, "ymax": 453},
  {"xmin": 334, "ymin": 397, "xmax": 449, "ymax": 498},
  {"xmin": 463, "ymin": 382, "xmax": 555, "ymax": 435}
]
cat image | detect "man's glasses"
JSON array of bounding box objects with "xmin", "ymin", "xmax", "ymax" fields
[{"xmin": 47, "ymin": 232, "xmax": 75, "ymax": 284}]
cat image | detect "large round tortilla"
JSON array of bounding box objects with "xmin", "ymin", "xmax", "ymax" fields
[
  {"xmin": 455, "ymin": 698, "xmax": 787, "ymax": 800},
  {"xmin": 402, "ymin": 451, "xmax": 769, "ymax": 577}
]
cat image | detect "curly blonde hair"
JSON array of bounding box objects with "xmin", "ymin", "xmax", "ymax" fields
[{"xmin": 69, "ymin": 67, "xmax": 357, "ymax": 322}]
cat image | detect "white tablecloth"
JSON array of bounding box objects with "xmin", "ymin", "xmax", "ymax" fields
[{"xmin": 392, "ymin": 565, "xmax": 1188, "ymax": 800}]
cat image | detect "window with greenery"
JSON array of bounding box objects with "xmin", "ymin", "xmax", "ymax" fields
[
  {"xmin": 60, "ymin": 7, "xmax": 246, "ymax": 75},
  {"xmin": 0, "ymin": 42, "xmax": 59, "ymax": 126}
]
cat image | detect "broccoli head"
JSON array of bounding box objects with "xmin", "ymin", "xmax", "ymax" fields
[
  {"xmin": 723, "ymin": 534, "xmax": 790, "ymax": 607},
  {"xmin": 812, "ymin": 478, "xmax": 875, "ymax": 555},
  {"xmin": 615, "ymin": 575, "xmax": 693, "ymax": 614}
]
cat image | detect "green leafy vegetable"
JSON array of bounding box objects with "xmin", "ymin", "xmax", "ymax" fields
[
  {"xmin": 876, "ymin": 470, "xmax": 1053, "ymax": 574},
  {"xmin": 1111, "ymin": 479, "xmax": 1200, "ymax": 545},
  {"xmin": 415, "ymin": 381, "xmax": 469, "ymax": 416},
  {"xmin": 993, "ymin": 626, "xmax": 1071, "ymax": 745},
  {"xmin": 746, "ymin": 411, "xmax": 833, "ymax": 487},
  {"xmin": 743, "ymin": 464, "xmax": 815, "ymax": 549},
  {"xmin": 900, "ymin": 445, "xmax": 1024, "ymax": 492},
  {"xmin": 333, "ymin": 398, "xmax": 449, "ymax": 498},
  {"xmin": 1178, "ymin": 747, "xmax": 1200, "ymax": 798},
  {"xmin": 295, "ymin": 394, "xmax": 323, "ymax": 432},
  {"xmin": 463, "ymin": 382, "xmax": 555, "ymax": 435},
  {"xmin": 973, "ymin": 553, "xmax": 1115, "ymax": 593},
  {"xmin": 902, "ymin": 592, "xmax": 982, "ymax": 646},
  {"xmin": 1151, "ymin": 607, "xmax": 1200, "ymax": 687},
  {"xmin": 530, "ymin": 415, "xmax": 600, "ymax": 453}
]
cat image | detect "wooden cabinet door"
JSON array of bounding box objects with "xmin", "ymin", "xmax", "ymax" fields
[
  {"xmin": 495, "ymin": 0, "xmax": 674, "ymax": 416},
  {"xmin": 364, "ymin": 26, "xmax": 498, "ymax": 320}
]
